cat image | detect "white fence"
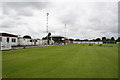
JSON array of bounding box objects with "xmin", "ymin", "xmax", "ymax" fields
[
  {"xmin": 73, "ymin": 41, "xmax": 103, "ymax": 44},
  {"xmin": 117, "ymin": 42, "xmax": 120, "ymax": 44},
  {"xmin": 0, "ymin": 42, "xmax": 11, "ymax": 50}
]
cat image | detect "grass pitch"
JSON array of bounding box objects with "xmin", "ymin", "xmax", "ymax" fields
[{"xmin": 2, "ymin": 44, "xmax": 118, "ymax": 78}]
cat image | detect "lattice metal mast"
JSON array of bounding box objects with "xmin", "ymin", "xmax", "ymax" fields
[
  {"xmin": 46, "ymin": 13, "xmax": 49, "ymax": 45},
  {"xmin": 65, "ymin": 24, "xmax": 66, "ymax": 39},
  {"xmin": 47, "ymin": 13, "xmax": 49, "ymax": 33}
]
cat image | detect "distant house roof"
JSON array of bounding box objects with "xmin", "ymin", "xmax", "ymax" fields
[
  {"xmin": 23, "ymin": 35, "xmax": 32, "ymax": 39},
  {"xmin": 0, "ymin": 33, "xmax": 18, "ymax": 37}
]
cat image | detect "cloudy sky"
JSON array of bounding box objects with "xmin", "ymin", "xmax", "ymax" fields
[{"xmin": 0, "ymin": 0, "xmax": 119, "ymax": 39}]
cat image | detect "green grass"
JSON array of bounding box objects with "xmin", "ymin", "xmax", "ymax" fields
[{"xmin": 2, "ymin": 44, "xmax": 118, "ymax": 78}]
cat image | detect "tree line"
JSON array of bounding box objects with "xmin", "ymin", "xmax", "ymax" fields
[
  {"xmin": 42, "ymin": 32, "xmax": 120, "ymax": 43},
  {"xmin": 69, "ymin": 37, "xmax": 120, "ymax": 42}
]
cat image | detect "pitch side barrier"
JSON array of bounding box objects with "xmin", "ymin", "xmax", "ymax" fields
[
  {"xmin": 73, "ymin": 41, "xmax": 103, "ymax": 44},
  {"xmin": 73, "ymin": 41, "xmax": 119, "ymax": 44}
]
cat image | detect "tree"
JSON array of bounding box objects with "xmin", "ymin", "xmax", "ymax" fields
[
  {"xmin": 74, "ymin": 39, "xmax": 81, "ymax": 41},
  {"xmin": 42, "ymin": 32, "xmax": 51, "ymax": 44},
  {"xmin": 68, "ymin": 38, "xmax": 74, "ymax": 43},
  {"xmin": 116, "ymin": 37, "xmax": 120, "ymax": 42},
  {"xmin": 42, "ymin": 37, "xmax": 47, "ymax": 40},
  {"xmin": 47, "ymin": 32, "xmax": 51, "ymax": 45},
  {"xmin": 83, "ymin": 39, "xmax": 89, "ymax": 41},
  {"xmin": 102, "ymin": 37, "xmax": 107, "ymax": 44},
  {"xmin": 48, "ymin": 32, "xmax": 51, "ymax": 37},
  {"xmin": 69, "ymin": 38, "xmax": 74, "ymax": 41},
  {"xmin": 96, "ymin": 38, "xmax": 101, "ymax": 41},
  {"xmin": 102, "ymin": 37, "xmax": 106, "ymax": 41},
  {"xmin": 106, "ymin": 38, "xmax": 111, "ymax": 42},
  {"xmin": 111, "ymin": 37, "xmax": 115, "ymax": 41},
  {"xmin": 90, "ymin": 39, "xmax": 96, "ymax": 42}
]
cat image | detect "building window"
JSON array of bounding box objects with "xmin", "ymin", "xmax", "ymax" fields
[
  {"xmin": 12, "ymin": 38, "xmax": 16, "ymax": 42},
  {"xmin": 12, "ymin": 39, "xmax": 14, "ymax": 42},
  {"xmin": 7, "ymin": 38, "xmax": 9, "ymax": 42},
  {"xmin": 14, "ymin": 39, "xmax": 16, "ymax": 42},
  {"xmin": 35, "ymin": 40, "xmax": 37, "ymax": 42},
  {"xmin": 30, "ymin": 40, "xmax": 32, "ymax": 42},
  {"xmin": 0, "ymin": 37, "xmax": 2, "ymax": 42}
]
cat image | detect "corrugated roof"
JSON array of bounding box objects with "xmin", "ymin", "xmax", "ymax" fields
[{"xmin": 0, "ymin": 33, "xmax": 18, "ymax": 37}]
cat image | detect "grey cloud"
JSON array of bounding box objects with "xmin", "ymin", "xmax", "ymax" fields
[
  {"xmin": 1, "ymin": 18, "xmax": 28, "ymax": 28},
  {"xmin": 59, "ymin": 12, "xmax": 78, "ymax": 25},
  {"xmin": 60, "ymin": 2, "xmax": 118, "ymax": 39},
  {"xmin": 2, "ymin": 2, "xmax": 50, "ymax": 16},
  {"xmin": 58, "ymin": 6, "xmax": 82, "ymax": 26},
  {"xmin": 89, "ymin": 17, "xmax": 118, "ymax": 34},
  {"xmin": 3, "ymin": 2, "xmax": 49, "ymax": 10},
  {"xmin": 0, "ymin": 25, "xmax": 13, "ymax": 28},
  {"xmin": 1, "ymin": 1, "xmax": 118, "ymax": 39},
  {"xmin": 17, "ymin": 9, "xmax": 33, "ymax": 16},
  {"xmin": 1, "ymin": 21, "xmax": 16, "ymax": 28}
]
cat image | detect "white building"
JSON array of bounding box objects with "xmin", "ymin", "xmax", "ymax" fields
[
  {"xmin": 18, "ymin": 37, "xmax": 44, "ymax": 46},
  {"xmin": 0, "ymin": 33, "xmax": 18, "ymax": 50},
  {"xmin": 50, "ymin": 35, "xmax": 65, "ymax": 45},
  {"xmin": 34, "ymin": 39, "xmax": 43, "ymax": 45},
  {"xmin": 18, "ymin": 37, "xmax": 33, "ymax": 46},
  {"xmin": 117, "ymin": 42, "xmax": 120, "ymax": 44}
]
